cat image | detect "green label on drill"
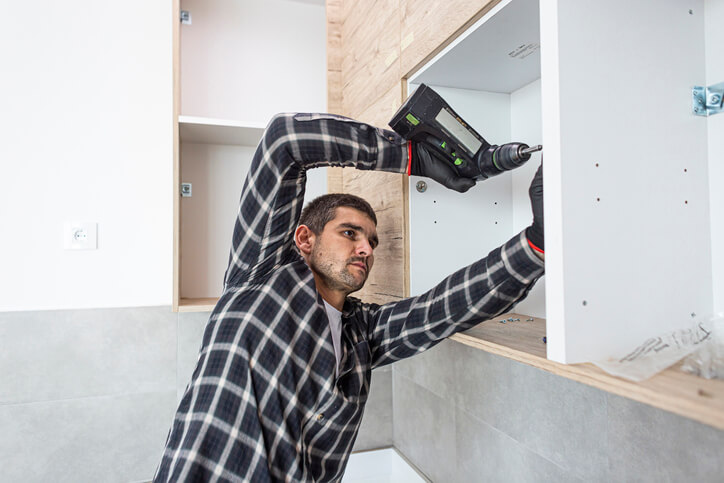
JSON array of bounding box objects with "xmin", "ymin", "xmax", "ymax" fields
[
  {"xmin": 454, "ymin": 158, "xmax": 463, "ymax": 166},
  {"xmin": 405, "ymin": 113, "xmax": 420, "ymax": 126}
]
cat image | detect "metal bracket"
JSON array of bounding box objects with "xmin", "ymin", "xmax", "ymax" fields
[
  {"xmin": 692, "ymin": 81, "xmax": 724, "ymax": 116},
  {"xmin": 180, "ymin": 10, "xmax": 192, "ymax": 25},
  {"xmin": 181, "ymin": 183, "xmax": 192, "ymax": 197}
]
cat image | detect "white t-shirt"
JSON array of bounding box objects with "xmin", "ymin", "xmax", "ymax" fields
[{"xmin": 323, "ymin": 300, "xmax": 343, "ymax": 376}]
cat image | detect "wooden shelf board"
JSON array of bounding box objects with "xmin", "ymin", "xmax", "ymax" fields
[
  {"xmin": 179, "ymin": 115, "xmax": 266, "ymax": 146},
  {"xmin": 450, "ymin": 313, "xmax": 724, "ymax": 431},
  {"xmin": 178, "ymin": 297, "xmax": 217, "ymax": 313}
]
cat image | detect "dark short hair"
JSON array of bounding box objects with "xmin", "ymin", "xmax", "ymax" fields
[{"xmin": 299, "ymin": 193, "xmax": 377, "ymax": 234}]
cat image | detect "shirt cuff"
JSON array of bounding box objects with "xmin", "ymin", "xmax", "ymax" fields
[{"xmin": 500, "ymin": 230, "xmax": 545, "ymax": 285}]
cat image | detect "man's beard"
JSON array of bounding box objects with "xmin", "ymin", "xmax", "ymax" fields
[{"xmin": 309, "ymin": 246, "xmax": 368, "ymax": 294}]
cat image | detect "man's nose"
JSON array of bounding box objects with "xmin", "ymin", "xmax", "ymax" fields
[{"xmin": 355, "ymin": 240, "xmax": 373, "ymax": 257}]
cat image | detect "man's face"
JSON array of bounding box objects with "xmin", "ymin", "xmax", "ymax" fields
[{"xmin": 308, "ymin": 207, "xmax": 378, "ymax": 294}]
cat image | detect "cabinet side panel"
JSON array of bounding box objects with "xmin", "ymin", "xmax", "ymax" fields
[
  {"xmin": 511, "ymin": 79, "xmax": 545, "ymax": 318},
  {"xmin": 555, "ymin": 0, "xmax": 711, "ymax": 362},
  {"xmin": 706, "ymin": 0, "xmax": 724, "ymax": 314}
]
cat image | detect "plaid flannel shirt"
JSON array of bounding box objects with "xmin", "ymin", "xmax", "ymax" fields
[{"xmin": 155, "ymin": 113, "xmax": 544, "ymax": 482}]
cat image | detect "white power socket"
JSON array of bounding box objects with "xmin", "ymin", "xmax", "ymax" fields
[{"xmin": 64, "ymin": 222, "xmax": 97, "ymax": 250}]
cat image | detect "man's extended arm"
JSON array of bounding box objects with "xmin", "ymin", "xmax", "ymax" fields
[
  {"xmin": 360, "ymin": 230, "xmax": 544, "ymax": 368},
  {"xmin": 223, "ymin": 113, "xmax": 408, "ymax": 288}
]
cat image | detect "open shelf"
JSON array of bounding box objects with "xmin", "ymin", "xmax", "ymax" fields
[
  {"xmin": 179, "ymin": 116, "xmax": 266, "ymax": 146},
  {"xmin": 178, "ymin": 297, "xmax": 218, "ymax": 312},
  {"xmin": 452, "ymin": 313, "xmax": 724, "ymax": 431}
]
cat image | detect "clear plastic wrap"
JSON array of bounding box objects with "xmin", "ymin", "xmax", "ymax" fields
[
  {"xmin": 681, "ymin": 313, "xmax": 724, "ymax": 379},
  {"xmin": 592, "ymin": 318, "xmax": 714, "ymax": 382}
]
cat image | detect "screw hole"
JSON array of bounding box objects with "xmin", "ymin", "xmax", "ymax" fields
[
  {"xmin": 595, "ymin": 163, "xmax": 599, "ymax": 167},
  {"xmin": 596, "ymin": 197, "xmax": 600, "ymax": 202},
  {"xmin": 582, "ymin": 300, "xmax": 588, "ymax": 306},
  {"xmin": 689, "ymin": 9, "xmax": 693, "ymax": 14},
  {"xmin": 685, "ymin": 200, "xmax": 688, "ymax": 204}
]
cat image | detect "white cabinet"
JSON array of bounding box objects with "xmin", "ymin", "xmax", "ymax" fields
[
  {"xmin": 408, "ymin": 0, "xmax": 723, "ymax": 363},
  {"xmin": 173, "ymin": 0, "xmax": 328, "ymax": 311}
]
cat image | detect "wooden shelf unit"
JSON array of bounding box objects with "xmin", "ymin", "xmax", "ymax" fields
[
  {"xmin": 174, "ymin": 118, "xmax": 262, "ymax": 313},
  {"xmin": 172, "ymin": 0, "xmax": 327, "ymax": 312}
]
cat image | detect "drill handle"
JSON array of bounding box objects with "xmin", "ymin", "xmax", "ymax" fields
[{"xmin": 419, "ymin": 134, "xmax": 486, "ymax": 180}]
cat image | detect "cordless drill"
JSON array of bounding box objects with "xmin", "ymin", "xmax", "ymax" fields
[{"xmin": 389, "ymin": 84, "xmax": 542, "ymax": 180}]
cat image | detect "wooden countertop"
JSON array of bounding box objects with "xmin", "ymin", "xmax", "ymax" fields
[{"xmin": 450, "ymin": 313, "xmax": 724, "ymax": 431}]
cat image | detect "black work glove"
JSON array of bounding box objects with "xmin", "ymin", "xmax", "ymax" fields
[
  {"xmin": 410, "ymin": 140, "xmax": 476, "ymax": 193},
  {"xmin": 525, "ymin": 163, "xmax": 544, "ymax": 253}
]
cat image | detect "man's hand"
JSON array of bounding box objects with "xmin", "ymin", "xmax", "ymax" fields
[
  {"xmin": 526, "ymin": 164, "xmax": 544, "ymax": 258},
  {"xmin": 409, "ymin": 141, "xmax": 476, "ymax": 193}
]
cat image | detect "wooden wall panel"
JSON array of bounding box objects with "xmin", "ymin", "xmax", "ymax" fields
[
  {"xmin": 399, "ymin": 0, "xmax": 500, "ymax": 77},
  {"xmin": 326, "ymin": 0, "xmax": 498, "ymax": 303},
  {"xmin": 341, "ymin": 82, "xmax": 409, "ymax": 304},
  {"xmin": 341, "ymin": 0, "xmax": 401, "ymax": 118},
  {"xmin": 327, "ymin": 0, "xmax": 344, "ymax": 192},
  {"xmin": 343, "ymin": 169, "xmax": 407, "ymax": 305}
]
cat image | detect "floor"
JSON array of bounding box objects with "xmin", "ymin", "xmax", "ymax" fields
[{"xmin": 342, "ymin": 448, "xmax": 427, "ymax": 483}]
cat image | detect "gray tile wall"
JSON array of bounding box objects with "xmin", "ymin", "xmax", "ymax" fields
[
  {"xmin": 1, "ymin": 306, "xmax": 393, "ymax": 481},
  {"xmin": 392, "ymin": 340, "xmax": 724, "ymax": 482},
  {"xmin": 0, "ymin": 307, "xmax": 179, "ymax": 482},
  {"xmin": 354, "ymin": 365, "xmax": 394, "ymax": 451}
]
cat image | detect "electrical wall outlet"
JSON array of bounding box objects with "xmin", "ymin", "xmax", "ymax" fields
[{"xmin": 64, "ymin": 222, "xmax": 97, "ymax": 250}]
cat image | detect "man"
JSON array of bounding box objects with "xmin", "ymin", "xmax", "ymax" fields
[{"xmin": 155, "ymin": 113, "xmax": 544, "ymax": 482}]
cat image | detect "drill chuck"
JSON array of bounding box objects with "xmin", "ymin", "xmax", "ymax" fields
[{"xmin": 477, "ymin": 143, "xmax": 542, "ymax": 179}]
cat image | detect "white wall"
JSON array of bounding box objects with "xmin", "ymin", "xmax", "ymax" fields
[
  {"xmin": 180, "ymin": 0, "xmax": 327, "ymax": 124},
  {"xmin": 0, "ymin": 0, "xmax": 328, "ymax": 312},
  {"xmin": 0, "ymin": 1, "xmax": 173, "ymax": 311},
  {"xmin": 707, "ymin": 0, "xmax": 724, "ymax": 314}
]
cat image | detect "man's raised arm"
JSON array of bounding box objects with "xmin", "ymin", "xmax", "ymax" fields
[{"xmin": 223, "ymin": 113, "xmax": 408, "ymax": 288}]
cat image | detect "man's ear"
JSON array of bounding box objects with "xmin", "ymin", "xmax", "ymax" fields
[{"xmin": 294, "ymin": 225, "xmax": 316, "ymax": 256}]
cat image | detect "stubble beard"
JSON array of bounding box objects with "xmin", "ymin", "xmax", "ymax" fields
[{"xmin": 310, "ymin": 246, "xmax": 368, "ymax": 294}]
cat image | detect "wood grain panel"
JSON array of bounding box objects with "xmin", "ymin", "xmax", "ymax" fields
[
  {"xmin": 327, "ymin": 0, "xmax": 344, "ymax": 191},
  {"xmin": 342, "ymin": 81, "xmax": 407, "ymax": 304},
  {"xmin": 356, "ymin": 81, "xmax": 404, "ymax": 129},
  {"xmin": 343, "ymin": 170, "xmax": 406, "ymax": 305},
  {"xmin": 399, "ymin": 0, "xmax": 500, "ymax": 77},
  {"xmin": 327, "ymin": 69, "xmax": 343, "ymax": 114},
  {"xmin": 341, "ymin": 0, "xmax": 401, "ymax": 119},
  {"xmin": 326, "ymin": 0, "xmax": 343, "ymax": 78}
]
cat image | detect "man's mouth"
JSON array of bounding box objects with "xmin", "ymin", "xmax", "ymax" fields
[{"xmin": 348, "ymin": 260, "xmax": 367, "ymax": 273}]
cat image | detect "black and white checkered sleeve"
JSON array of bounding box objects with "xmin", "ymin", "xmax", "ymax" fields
[
  {"xmin": 365, "ymin": 230, "xmax": 545, "ymax": 367},
  {"xmin": 223, "ymin": 113, "xmax": 408, "ymax": 287}
]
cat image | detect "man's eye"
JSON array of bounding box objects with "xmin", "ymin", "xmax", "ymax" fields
[{"xmin": 343, "ymin": 230, "xmax": 355, "ymax": 237}]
